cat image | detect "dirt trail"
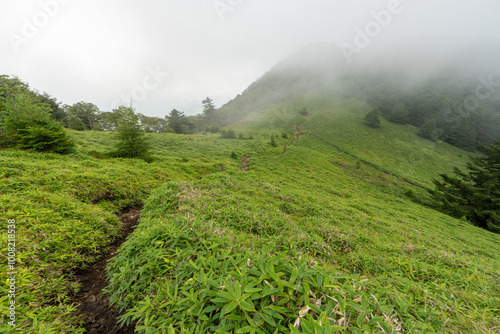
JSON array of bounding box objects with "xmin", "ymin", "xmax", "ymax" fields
[
  {"xmin": 289, "ymin": 125, "xmax": 305, "ymax": 146},
  {"xmin": 241, "ymin": 156, "xmax": 250, "ymax": 171},
  {"xmin": 72, "ymin": 207, "xmax": 141, "ymax": 334}
]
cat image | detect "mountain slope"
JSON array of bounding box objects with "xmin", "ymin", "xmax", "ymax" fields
[
  {"xmin": 216, "ymin": 42, "xmax": 500, "ymax": 149},
  {"xmin": 106, "ymin": 96, "xmax": 500, "ymax": 333}
]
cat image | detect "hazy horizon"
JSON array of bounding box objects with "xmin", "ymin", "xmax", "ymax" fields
[{"xmin": 2, "ymin": 0, "xmax": 499, "ymax": 117}]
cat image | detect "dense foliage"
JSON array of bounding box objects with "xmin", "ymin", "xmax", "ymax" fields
[
  {"xmin": 107, "ymin": 184, "xmax": 399, "ymax": 333},
  {"xmin": 432, "ymin": 141, "xmax": 500, "ymax": 233},
  {"xmin": 0, "ymin": 79, "xmax": 74, "ymax": 154}
]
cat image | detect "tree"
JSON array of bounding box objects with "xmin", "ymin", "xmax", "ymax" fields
[
  {"xmin": 202, "ymin": 97, "xmax": 217, "ymax": 126},
  {"xmin": 37, "ymin": 92, "xmax": 66, "ymax": 122},
  {"xmin": 65, "ymin": 102, "xmax": 100, "ymax": 130},
  {"xmin": 443, "ymin": 117, "xmax": 477, "ymax": 152},
  {"xmin": 364, "ymin": 110, "xmax": 381, "ymax": 128},
  {"xmin": 1, "ymin": 89, "xmax": 74, "ymax": 154},
  {"xmin": 431, "ymin": 141, "xmax": 500, "ymax": 233},
  {"xmin": 110, "ymin": 106, "xmax": 151, "ymax": 159},
  {"xmin": 269, "ymin": 134, "xmax": 277, "ymax": 147},
  {"xmin": 66, "ymin": 114, "xmax": 87, "ymax": 131},
  {"xmin": 386, "ymin": 103, "xmax": 410, "ymax": 124},
  {"xmin": 139, "ymin": 114, "xmax": 168, "ymax": 133},
  {"xmin": 166, "ymin": 109, "xmax": 193, "ymax": 134}
]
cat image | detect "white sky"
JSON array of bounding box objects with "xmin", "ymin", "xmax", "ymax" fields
[{"xmin": 1, "ymin": 0, "xmax": 499, "ymax": 116}]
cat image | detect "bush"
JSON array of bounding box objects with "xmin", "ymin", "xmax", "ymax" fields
[
  {"xmin": 230, "ymin": 151, "xmax": 238, "ymax": 159},
  {"xmin": 299, "ymin": 107, "xmax": 308, "ymax": 116},
  {"xmin": 221, "ymin": 129, "xmax": 236, "ymax": 139},
  {"xmin": 205, "ymin": 124, "xmax": 220, "ymax": 133}
]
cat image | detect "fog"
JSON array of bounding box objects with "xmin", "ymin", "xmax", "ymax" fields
[{"xmin": 1, "ymin": 0, "xmax": 499, "ymax": 116}]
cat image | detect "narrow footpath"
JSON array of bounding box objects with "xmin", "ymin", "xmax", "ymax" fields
[{"xmin": 72, "ymin": 207, "xmax": 141, "ymax": 334}]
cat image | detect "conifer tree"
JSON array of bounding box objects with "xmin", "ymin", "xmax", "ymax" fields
[
  {"xmin": 431, "ymin": 141, "xmax": 500, "ymax": 233},
  {"xmin": 1, "ymin": 90, "xmax": 74, "ymax": 153},
  {"xmin": 111, "ymin": 106, "xmax": 151, "ymax": 159},
  {"xmin": 269, "ymin": 134, "xmax": 277, "ymax": 147}
]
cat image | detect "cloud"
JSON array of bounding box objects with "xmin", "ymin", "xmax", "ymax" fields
[{"xmin": 1, "ymin": 0, "xmax": 499, "ymax": 116}]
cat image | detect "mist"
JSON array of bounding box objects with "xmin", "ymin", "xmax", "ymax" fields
[{"xmin": 1, "ymin": 0, "xmax": 499, "ymax": 116}]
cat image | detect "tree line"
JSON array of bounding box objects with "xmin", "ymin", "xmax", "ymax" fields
[
  {"xmin": 0, "ymin": 75, "xmax": 217, "ymax": 136},
  {"xmin": 348, "ymin": 68, "xmax": 500, "ymax": 152},
  {"xmin": 0, "ymin": 75, "xmax": 228, "ymax": 159}
]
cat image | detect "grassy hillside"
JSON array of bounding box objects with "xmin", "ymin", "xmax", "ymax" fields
[
  {"xmin": 1, "ymin": 96, "xmax": 499, "ymax": 333},
  {"xmin": 105, "ymin": 97, "xmax": 499, "ymax": 333},
  {"xmin": 0, "ymin": 130, "xmax": 253, "ymax": 332}
]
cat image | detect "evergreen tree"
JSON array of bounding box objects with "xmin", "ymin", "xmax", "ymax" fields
[
  {"xmin": 202, "ymin": 97, "xmax": 217, "ymax": 126},
  {"xmin": 431, "ymin": 141, "xmax": 500, "ymax": 233},
  {"xmin": 443, "ymin": 117, "xmax": 477, "ymax": 152},
  {"xmin": 166, "ymin": 109, "xmax": 188, "ymax": 134},
  {"xmin": 269, "ymin": 134, "xmax": 277, "ymax": 147},
  {"xmin": 364, "ymin": 110, "xmax": 381, "ymax": 128},
  {"xmin": 111, "ymin": 106, "xmax": 151, "ymax": 159},
  {"xmin": 1, "ymin": 90, "xmax": 74, "ymax": 154}
]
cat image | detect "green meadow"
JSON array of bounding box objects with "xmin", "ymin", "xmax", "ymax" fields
[{"xmin": 1, "ymin": 97, "xmax": 499, "ymax": 333}]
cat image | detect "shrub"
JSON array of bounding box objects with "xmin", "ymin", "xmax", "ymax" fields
[
  {"xmin": 299, "ymin": 107, "xmax": 308, "ymax": 116},
  {"xmin": 221, "ymin": 129, "xmax": 236, "ymax": 139},
  {"xmin": 205, "ymin": 124, "xmax": 220, "ymax": 133}
]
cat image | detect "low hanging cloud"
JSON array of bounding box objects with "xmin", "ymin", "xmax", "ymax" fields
[{"xmin": 1, "ymin": 0, "xmax": 499, "ymax": 116}]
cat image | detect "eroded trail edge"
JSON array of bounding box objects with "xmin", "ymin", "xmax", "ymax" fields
[{"xmin": 72, "ymin": 207, "xmax": 141, "ymax": 334}]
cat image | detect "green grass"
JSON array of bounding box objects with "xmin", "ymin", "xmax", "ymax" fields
[
  {"xmin": 0, "ymin": 130, "xmax": 254, "ymax": 332},
  {"xmin": 2, "ymin": 96, "xmax": 499, "ymax": 333}
]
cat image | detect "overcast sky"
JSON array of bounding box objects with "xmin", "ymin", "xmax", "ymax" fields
[{"xmin": 1, "ymin": 0, "xmax": 499, "ymax": 117}]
